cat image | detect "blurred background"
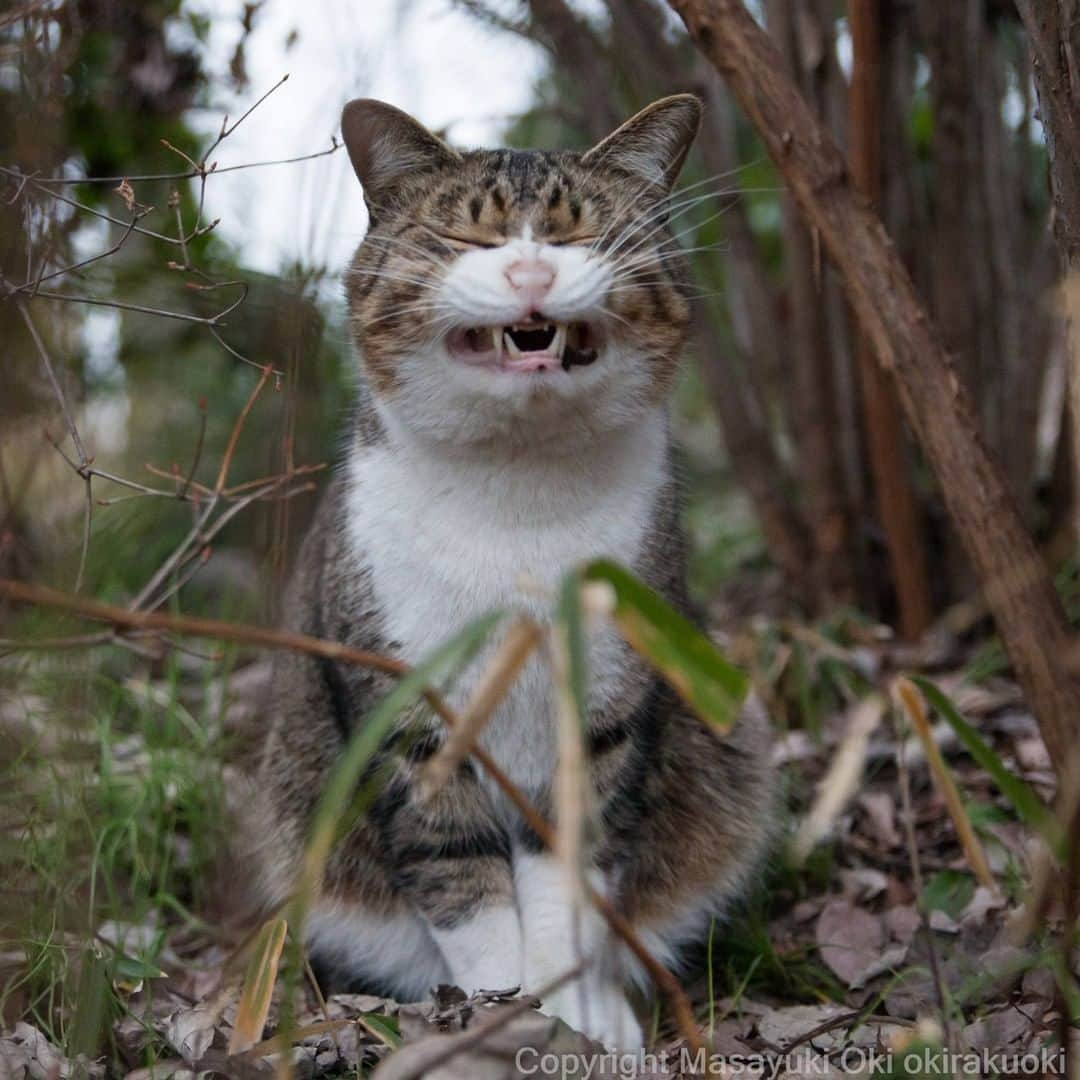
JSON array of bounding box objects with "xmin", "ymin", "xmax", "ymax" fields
[
  {"xmin": 1, "ymin": 0, "xmax": 1075, "ymax": 1069},
  {"xmin": 1, "ymin": 0, "xmax": 1069, "ymax": 631}
]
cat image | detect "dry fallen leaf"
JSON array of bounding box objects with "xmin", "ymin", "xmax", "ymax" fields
[
  {"xmin": 373, "ymin": 1010, "xmax": 582, "ymax": 1080},
  {"xmin": 857, "ymin": 791, "xmax": 900, "ymax": 849},
  {"xmin": 962, "ymin": 1005, "xmax": 1031, "ymax": 1053},
  {"xmin": 0, "ymin": 1023, "xmax": 106, "ymax": 1080},
  {"xmin": 228, "ymin": 917, "xmax": 288, "ymax": 1055},
  {"xmin": 815, "ymin": 898, "xmax": 885, "ymax": 988},
  {"xmin": 164, "ymin": 1002, "xmax": 224, "ymax": 1065},
  {"xmin": 757, "ymin": 1003, "xmax": 850, "ymax": 1050}
]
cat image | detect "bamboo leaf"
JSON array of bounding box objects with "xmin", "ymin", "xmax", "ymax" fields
[
  {"xmin": 557, "ymin": 569, "xmax": 589, "ymax": 729},
  {"xmin": 895, "ymin": 679, "xmax": 997, "ymax": 893},
  {"xmin": 228, "ymin": 917, "xmax": 288, "ymax": 1055},
  {"xmin": 581, "ymin": 559, "xmax": 748, "ymax": 731},
  {"xmin": 113, "ymin": 952, "xmax": 166, "ymax": 981},
  {"xmin": 910, "ymin": 676, "xmax": 1063, "ymax": 857}
]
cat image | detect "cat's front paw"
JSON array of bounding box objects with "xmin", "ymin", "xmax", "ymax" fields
[{"xmin": 539, "ymin": 981, "xmax": 644, "ymax": 1052}]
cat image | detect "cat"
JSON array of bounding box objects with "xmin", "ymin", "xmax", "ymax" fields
[{"xmin": 248, "ymin": 94, "xmax": 774, "ymax": 1052}]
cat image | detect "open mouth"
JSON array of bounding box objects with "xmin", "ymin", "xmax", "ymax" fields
[{"xmin": 450, "ymin": 320, "xmax": 599, "ymax": 373}]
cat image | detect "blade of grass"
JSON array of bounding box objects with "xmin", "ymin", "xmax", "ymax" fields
[
  {"xmin": 910, "ymin": 676, "xmax": 1063, "ymax": 857},
  {"xmin": 896, "ymin": 679, "xmax": 997, "ymax": 893},
  {"xmin": 582, "ymin": 558, "xmax": 748, "ymax": 731},
  {"xmin": 228, "ymin": 917, "xmax": 288, "ymax": 1054}
]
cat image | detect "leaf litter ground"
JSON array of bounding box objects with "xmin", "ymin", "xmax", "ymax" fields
[{"xmin": 0, "ymin": 617, "xmax": 1068, "ymax": 1078}]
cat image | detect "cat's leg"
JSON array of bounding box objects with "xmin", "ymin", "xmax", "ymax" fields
[
  {"xmin": 371, "ymin": 752, "xmax": 524, "ymax": 995},
  {"xmin": 619, "ymin": 694, "xmax": 775, "ymax": 987},
  {"xmin": 515, "ymin": 852, "xmax": 643, "ymax": 1051},
  {"xmin": 255, "ymin": 709, "xmax": 521, "ymax": 995},
  {"xmin": 307, "ymin": 897, "xmax": 448, "ymax": 1000},
  {"xmin": 264, "ymin": 764, "xmax": 520, "ymax": 999},
  {"xmin": 252, "ymin": 734, "xmax": 453, "ymax": 999}
]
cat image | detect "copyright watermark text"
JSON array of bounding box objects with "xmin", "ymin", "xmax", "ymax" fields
[{"xmin": 513, "ymin": 1044, "xmax": 1066, "ymax": 1078}]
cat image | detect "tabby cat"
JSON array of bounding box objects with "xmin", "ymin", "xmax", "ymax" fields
[{"xmin": 250, "ymin": 95, "xmax": 773, "ymax": 1051}]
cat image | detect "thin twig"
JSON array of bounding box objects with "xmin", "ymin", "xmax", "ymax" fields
[
  {"xmin": 26, "ymin": 284, "xmax": 242, "ymax": 327},
  {"xmin": 215, "ymin": 364, "xmax": 273, "ymax": 493},
  {"xmin": 420, "ymin": 616, "xmax": 543, "ymax": 800},
  {"xmin": 893, "ymin": 701, "xmax": 954, "ymax": 1050},
  {"xmin": 130, "ymin": 364, "xmax": 273, "ymax": 613},
  {"xmin": 1, "ymin": 143, "xmax": 341, "ymax": 187},
  {"xmin": 6, "ymin": 213, "xmax": 147, "ymax": 294},
  {"xmin": 0, "ymin": 631, "xmax": 113, "ymax": 656},
  {"xmin": 16, "ymin": 300, "xmax": 85, "ymax": 463},
  {"xmin": 0, "ymin": 578, "xmax": 409, "ymax": 675},
  {"xmin": 179, "ymin": 401, "xmax": 209, "ymax": 499}
]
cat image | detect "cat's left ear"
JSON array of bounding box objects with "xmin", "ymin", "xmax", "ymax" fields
[
  {"xmin": 341, "ymin": 99, "xmax": 462, "ymax": 211},
  {"xmin": 581, "ymin": 94, "xmax": 703, "ymax": 192}
]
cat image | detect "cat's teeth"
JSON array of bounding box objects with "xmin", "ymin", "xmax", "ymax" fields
[
  {"xmin": 552, "ymin": 323, "xmax": 567, "ymax": 359},
  {"xmin": 491, "ymin": 327, "xmax": 504, "ymax": 359},
  {"xmin": 504, "ymin": 330, "xmax": 521, "ymax": 358}
]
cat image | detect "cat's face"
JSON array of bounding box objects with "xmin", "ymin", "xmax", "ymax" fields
[{"xmin": 342, "ymin": 96, "xmax": 701, "ymax": 448}]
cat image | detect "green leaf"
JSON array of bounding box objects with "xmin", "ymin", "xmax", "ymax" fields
[
  {"xmin": 556, "ymin": 569, "xmax": 588, "ymax": 730},
  {"xmin": 69, "ymin": 944, "xmax": 113, "ymax": 1060},
  {"xmin": 920, "ymin": 870, "xmax": 974, "ymax": 919},
  {"xmin": 358, "ymin": 1011, "xmax": 402, "ymax": 1048},
  {"xmin": 113, "ymin": 951, "xmax": 166, "ymax": 981},
  {"xmin": 911, "ymin": 677, "xmax": 1063, "ymax": 858},
  {"xmin": 292, "ymin": 612, "xmax": 502, "ymax": 928},
  {"xmin": 582, "ymin": 559, "xmax": 748, "ymax": 732}
]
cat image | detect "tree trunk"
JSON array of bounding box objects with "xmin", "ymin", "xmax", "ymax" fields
[
  {"xmin": 1015, "ymin": 2, "xmax": 1080, "ymax": 273},
  {"xmin": 764, "ymin": 0, "xmax": 856, "ymax": 608},
  {"xmin": 1016, "ymin": 1, "xmax": 1080, "ymax": 546},
  {"xmin": 917, "ymin": 0, "xmax": 983, "ymax": 400},
  {"xmin": 847, "ymin": 0, "xmax": 932, "ymax": 640},
  {"xmin": 667, "ymin": 0, "xmax": 1080, "ymax": 773}
]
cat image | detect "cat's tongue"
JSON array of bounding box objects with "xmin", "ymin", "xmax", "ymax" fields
[{"xmin": 503, "ymin": 350, "xmax": 560, "ymax": 373}]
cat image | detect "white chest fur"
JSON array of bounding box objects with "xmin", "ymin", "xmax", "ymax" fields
[{"xmin": 344, "ymin": 410, "xmax": 668, "ymax": 791}]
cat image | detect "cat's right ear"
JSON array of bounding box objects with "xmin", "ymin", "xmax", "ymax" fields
[
  {"xmin": 341, "ymin": 99, "xmax": 461, "ymax": 212},
  {"xmin": 581, "ymin": 94, "xmax": 702, "ymax": 194}
]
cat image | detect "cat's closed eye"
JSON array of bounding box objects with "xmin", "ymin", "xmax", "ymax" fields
[
  {"xmin": 436, "ymin": 231, "xmax": 600, "ymax": 251},
  {"xmin": 435, "ymin": 232, "xmax": 502, "ymax": 250},
  {"xmin": 545, "ymin": 234, "xmax": 600, "ymax": 248}
]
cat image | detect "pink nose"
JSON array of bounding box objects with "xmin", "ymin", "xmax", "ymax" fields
[{"xmin": 505, "ymin": 258, "xmax": 555, "ymax": 304}]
